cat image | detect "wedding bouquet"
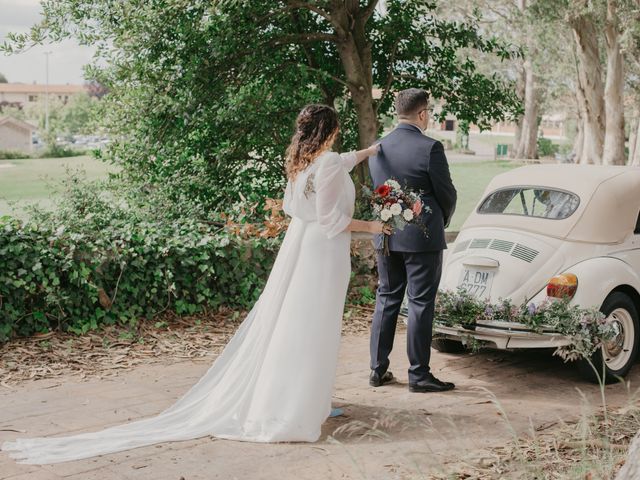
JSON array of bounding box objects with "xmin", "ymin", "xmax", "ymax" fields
[{"xmin": 363, "ymin": 179, "xmax": 430, "ymax": 255}]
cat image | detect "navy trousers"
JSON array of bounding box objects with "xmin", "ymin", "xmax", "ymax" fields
[{"xmin": 370, "ymin": 250, "xmax": 443, "ymax": 384}]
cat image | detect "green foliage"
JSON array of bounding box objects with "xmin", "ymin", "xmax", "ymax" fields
[
  {"xmin": 0, "ymin": 72, "xmax": 7, "ymax": 83},
  {"xmin": 435, "ymin": 288, "xmax": 616, "ymax": 360},
  {"xmin": 352, "ymin": 286, "xmax": 377, "ymax": 306},
  {"xmin": 2, "ymin": 0, "xmax": 522, "ymax": 215},
  {"xmin": 0, "ymin": 150, "xmax": 30, "ymax": 160},
  {"xmin": 37, "ymin": 145, "xmax": 90, "ymax": 159},
  {"xmin": 20, "ymin": 93, "xmax": 100, "ymax": 139},
  {"xmin": 21, "ymin": 93, "xmax": 102, "ymax": 152},
  {"xmin": 0, "ymin": 147, "xmax": 89, "ymax": 160},
  {"xmin": 0, "ymin": 174, "xmax": 280, "ymax": 343},
  {"xmin": 537, "ymin": 136, "xmax": 559, "ymax": 157}
]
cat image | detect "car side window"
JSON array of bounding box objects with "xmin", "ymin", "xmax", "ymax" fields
[
  {"xmin": 635, "ymin": 211, "xmax": 640, "ymax": 234},
  {"xmin": 478, "ymin": 187, "xmax": 580, "ymax": 220}
]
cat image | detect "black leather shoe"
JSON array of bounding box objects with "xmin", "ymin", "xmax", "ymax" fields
[
  {"xmin": 409, "ymin": 374, "xmax": 455, "ymax": 393},
  {"xmin": 369, "ymin": 370, "xmax": 395, "ymax": 387}
]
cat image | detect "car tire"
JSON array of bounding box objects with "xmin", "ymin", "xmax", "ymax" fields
[
  {"xmin": 577, "ymin": 292, "xmax": 640, "ymax": 384},
  {"xmin": 432, "ymin": 338, "xmax": 467, "ymax": 354}
]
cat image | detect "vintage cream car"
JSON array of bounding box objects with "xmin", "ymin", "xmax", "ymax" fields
[{"xmin": 433, "ymin": 164, "xmax": 640, "ymax": 382}]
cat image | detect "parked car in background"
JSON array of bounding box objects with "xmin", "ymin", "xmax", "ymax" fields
[{"xmin": 430, "ymin": 165, "xmax": 640, "ymax": 382}]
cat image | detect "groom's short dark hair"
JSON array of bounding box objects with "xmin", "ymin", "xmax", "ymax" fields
[{"xmin": 395, "ymin": 88, "xmax": 429, "ymax": 118}]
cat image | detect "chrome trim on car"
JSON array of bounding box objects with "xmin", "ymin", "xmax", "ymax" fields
[{"xmin": 434, "ymin": 323, "xmax": 572, "ymax": 350}]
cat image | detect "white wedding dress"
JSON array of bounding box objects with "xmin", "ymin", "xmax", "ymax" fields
[{"xmin": 2, "ymin": 151, "xmax": 357, "ymax": 464}]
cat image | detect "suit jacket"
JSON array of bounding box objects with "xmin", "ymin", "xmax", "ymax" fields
[{"xmin": 368, "ymin": 123, "xmax": 457, "ymax": 252}]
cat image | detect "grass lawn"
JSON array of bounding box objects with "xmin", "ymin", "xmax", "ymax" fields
[
  {"xmin": 470, "ymin": 133, "xmax": 518, "ymax": 148},
  {"xmin": 0, "ymin": 154, "xmax": 519, "ymax": 232},
  {"xmin": 471, "ymin": 132, "xmax": 572, "ymax": 147},
  {"xmin": 0, "ymin": 155, "xmax": 116, "ymax": 218},
  {"xmin": 447, "ymin": 160, "xmax": 522, "ymax": 232}
]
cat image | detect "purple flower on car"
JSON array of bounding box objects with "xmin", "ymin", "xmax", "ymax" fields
[{"xmin": 527, "ymin": 303, "xmax": 537, "ymax": 316}]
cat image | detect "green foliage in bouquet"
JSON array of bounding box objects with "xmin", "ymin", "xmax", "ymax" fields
[{"xmin": 435, "ymin": 288, "xmax": 617, "ymax": 361}]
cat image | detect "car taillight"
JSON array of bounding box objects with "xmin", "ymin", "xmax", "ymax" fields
[{"xmin": 547, "ymin": 273, "xmax": 578, "ymax": 299}]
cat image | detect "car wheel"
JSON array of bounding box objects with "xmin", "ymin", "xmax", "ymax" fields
[
  {"xmin": 578, "ymin": 292, "xmax": 640, "ymax": 384},
  {"xmin": 432, "ymin": 337, "xmax": 467, "ymax": 354}
]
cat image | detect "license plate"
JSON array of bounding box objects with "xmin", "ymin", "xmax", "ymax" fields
[{"xmin": 458, "ymin": 268, "xmax": 494, "ymax": 299}]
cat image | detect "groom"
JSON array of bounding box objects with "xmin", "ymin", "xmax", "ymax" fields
[{"xmin": 368, "ymin": 88, "xmax": 457, "ymax": 393}]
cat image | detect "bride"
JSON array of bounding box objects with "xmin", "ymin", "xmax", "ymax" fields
[{"xmin": 2, "ymin": 104, "xmax": 390, "ymax": 464}]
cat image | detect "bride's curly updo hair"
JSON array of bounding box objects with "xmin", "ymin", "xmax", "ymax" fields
[{"xmin": 285, "ymin": 104, "xmax": 339, "ymax": 180}]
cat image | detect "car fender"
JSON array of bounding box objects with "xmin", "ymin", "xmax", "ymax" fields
[{"xmin": 560, "ymin": 256, "xmax": 640, "ymax": 310}]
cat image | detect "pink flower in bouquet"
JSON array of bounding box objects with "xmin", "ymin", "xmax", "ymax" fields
[{"xmin": 412, "ymin": 200, "xmax": 423, "ymax": 216}]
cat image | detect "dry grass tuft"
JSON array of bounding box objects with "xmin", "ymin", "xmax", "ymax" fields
[{"xmin": 430, "ymin": 394, "xmax": 639, "ymax": 479}]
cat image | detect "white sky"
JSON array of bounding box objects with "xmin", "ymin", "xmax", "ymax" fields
[{"xmin": 0, "ymin": 0, "xmax": 95, "ymax": 85}]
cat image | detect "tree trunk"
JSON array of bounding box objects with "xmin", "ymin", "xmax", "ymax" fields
[
  {"xmin": 574, "ymin": 74, "xmax": 589, "ymax": 164},
  {"xmin": 568, "ymin": 4, "xmax": 605, "ymax": 164},
  {"xmin": 602, "ymin": 0, "xmax": 626, "ymax": 165},
  {"xmin": 511, "ymin": 62, "xmax": 525, "ymax": 159},
  {"xmin": 512, "ymin": 0, "xmax": 539, "ymax": 160},
  {"xmin": 628, "ymin": 111, "xmax": 638, "ymax": 165},
  {"xmin": 516, "ymin": 0, "xmax": 539, "ymax": 158},
  {"xmin": 350, "ymin": 88, "xmax": 378, "ymax": 185},
  {"xmin": 330, "ymin": 1, "xmax": 378, "ymax": 188},
  {"xmin": 570, "ymin": 40, "xmax": 585, "ymax": 163},
  {"xmin": 516, "ymin": 56, "xmax": 539, "ymax": 159},
  {"xmin": 573, "ymin": 115, "xmax": 584, "ymax": 163},
  {"xmin": 631, "ymin": 115, "xmax": 640, "ymax": 166}
]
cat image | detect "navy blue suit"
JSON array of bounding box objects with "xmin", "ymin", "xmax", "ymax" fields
[{"xmin": 368, "ymin": 123, "xmax": 457, "ymax": 383}]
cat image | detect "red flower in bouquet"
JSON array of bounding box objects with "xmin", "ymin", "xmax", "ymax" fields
[{"xmin": 375, "ymin": 185, "xmax": 391, "ymax": 197}]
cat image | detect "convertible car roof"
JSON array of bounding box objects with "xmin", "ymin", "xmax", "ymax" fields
[{"xmin": 462, "ymin": 164, "xmax": 640, "ymax": 244}]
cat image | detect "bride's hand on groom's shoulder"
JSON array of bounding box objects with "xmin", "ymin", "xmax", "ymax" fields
[{"xmin": 366, "ymin": 143, "xmax": 380, "ymax": 157}]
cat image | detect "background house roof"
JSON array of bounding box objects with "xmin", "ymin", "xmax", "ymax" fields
[{"xmin": 0, "ymin": 116, "xmax": 37, "ymax": 132}]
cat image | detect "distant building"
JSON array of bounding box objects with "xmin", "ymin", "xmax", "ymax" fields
[
  {"xmin": 0, "ymin": 83, "xmax": 87, "ymax": 107},
  {"xmin": 466, "ymin": 113, "xmax": 567, "ymax": 139},
  {"xmin": 0, "ymin": 116, "xmax": 36, "ymax": 152}
]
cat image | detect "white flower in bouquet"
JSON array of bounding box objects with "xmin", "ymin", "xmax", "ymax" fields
[
  {"xmin": 380, "ymin": 208, "xmax": 392, "ymax": 221},
  {"xmin": 373, "ymin": 204, "xmax": 382, "ymax": 212},
  {"xmin": 386, "ymin": 179, "xmax": 401, "ymax": 190},
  {"xmin": 403, "ymin": 209, "xmax": 414, "ymax": 221},
  {"xmin": 389, "ymin": 203, "xmax": 402, "ymax": 216}
]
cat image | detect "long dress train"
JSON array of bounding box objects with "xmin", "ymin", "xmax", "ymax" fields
[{"xmin": 1, "ymin": 151, "xmax": 357, "ymax": 464}]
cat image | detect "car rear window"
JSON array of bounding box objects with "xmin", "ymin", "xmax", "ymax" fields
[{"xmin": 478, "ymin": 187, "xmax": 580, "ymax": 220}]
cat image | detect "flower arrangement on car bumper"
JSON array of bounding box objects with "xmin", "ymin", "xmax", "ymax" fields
[{"xmin": 435, "ymin": 288, "xmax": 617, "ymax": 361}]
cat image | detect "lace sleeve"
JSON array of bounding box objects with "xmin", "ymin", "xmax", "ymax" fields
[
  {"xmin": 316, "ymin": 153, "xmax": 351, "ymax": 239},
  {"xmin": 282, "ymin": 181, "xmax": 293, "ymax": 217},
  {"xmin": 339, "ymin": 151, "xmax": 358, "ymax": 172}
]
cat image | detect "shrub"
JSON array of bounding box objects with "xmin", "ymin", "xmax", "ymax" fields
[
  {"xmin": 38, "ymin": 145, "xmax": 90, "ymax": 158},
  {"xmin": 0, "ymin": 150, "xmax": 30, "ymax": 160},
  {"xmin": 537, "ymin": 136, "xmax": 559, "ymax": 157},
  {"xmin": 0, "ymin": 174, "xmax": 282, "ymax": 343}
]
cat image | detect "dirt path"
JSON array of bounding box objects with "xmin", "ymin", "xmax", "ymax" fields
[{"xmin": 1, "ymin": 333, "xmax": 639, "ymax": 480}]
